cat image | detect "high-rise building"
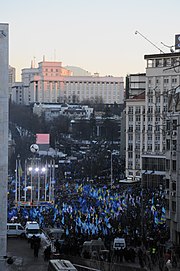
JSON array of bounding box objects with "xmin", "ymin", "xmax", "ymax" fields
[
  {"xmin": 142, "ymin": 52, "xmax": 180, "ymax": 189},
  {"xmin": 126, "ymin": 51, "xmax": 180, "ymax": 245},
  {"xmin": 142, "ymin": 52, "xmax": 180, "ymax": 246}
]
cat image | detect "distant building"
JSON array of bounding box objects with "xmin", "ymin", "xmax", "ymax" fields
[
  {"xmin": 11, "ymin": 59, "xmax": 124, "ymax": 105},
  {"xmin": 64, "ymin": 66, "xmax": 91, "ymax": 76},
  {"xmin": 11, "ymin": 82, "xmax": 24, "ymax": 104},
  {"xmin": 9, "ymin": 65, "xmax": 16, "ymax": 100},
  {"xmin": 33, "ymin": 103, "xmax": 94, "ymax": 121}
]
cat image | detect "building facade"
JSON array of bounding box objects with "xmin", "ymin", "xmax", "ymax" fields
[
  {"xmin": 125, "ymin": 92, "xmax": 145, "ymax": 181},
  {"xmin": 0, "ymin": 23, "xmax": 9, "ymax": 263},
  {"xmin": 143, "ymin": 52, "xmax": 180, "ymax": 244},
  {"xmin": 33, "ymin": 103, "xmax": 94, "ymax": 121},
  {"xmin": 125, "ymin": 52, "xmax": 180, "ymax": 245},
  {"xmin": 125, "ymin": 73, "xmax": 146, "ymax": 99},
  {"xmin": 11, "ymin": 60, "xmax": 124, "ymax": 106},
  {"xmin": 8, "ymin": 65, "xmax": 16, "ymax": 100}
]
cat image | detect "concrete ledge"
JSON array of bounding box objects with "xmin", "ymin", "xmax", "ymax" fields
[{"xmin": 62, "ymin": 255, "xmax": 147, "ymax": 271}]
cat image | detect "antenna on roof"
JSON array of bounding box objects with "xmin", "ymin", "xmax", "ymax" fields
[{"xmin": 135, "ymin": 30, "xmax": 165, "ymax": 54}]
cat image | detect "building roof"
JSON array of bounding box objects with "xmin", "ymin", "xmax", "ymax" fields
[{"xmin": 144, "ymin": 52, "xmax": 180, "ymax": 59}]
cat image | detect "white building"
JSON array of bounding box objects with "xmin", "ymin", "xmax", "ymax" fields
[
  {"xmin": 33, "ymin": 103, "xmax": 94, "ymax": 121},
  {"xmin": 9, "ymin": 65, "xmax": 16, "ymax": 100},
  {"xmin": 143, "ymin": 51, "xmax": 180, "ymax": 245},
  {"xmin": 11, "ymin": 59, "xmax": 124, "ymax": 105},
  {"xmin": 125, "ymin": 51, "xmax": 180, "ymax": 245}
]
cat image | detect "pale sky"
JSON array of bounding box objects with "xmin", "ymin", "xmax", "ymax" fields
[{"xmin": 2, "ymin": 0, "xmax": 180, "ymax": 80}]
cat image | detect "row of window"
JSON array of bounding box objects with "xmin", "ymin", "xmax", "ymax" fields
[{"xmin": 147, "ymin": 57, "xmax": 180, "ymax": 68}]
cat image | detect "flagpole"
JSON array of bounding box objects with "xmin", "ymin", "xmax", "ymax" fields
[
  {"xmin": 52, "ymin": 159, "xmax": 55, "ymax": 202},
  {"xmin": 18, "ymin": 159, "xmax": 21, "ymax": 202},
  {"xmin": 37, "ymin": 160, "xmax": 40, "ymax": 202},
  {"xmin": 45, "ymin": 160, "xmax": 47, "ymax": 201},
  {"xmin": 15, "ymin": 159, "xmax": 18, "ymax": 204},
  {"xmin": 24, "ymin": 159, "xmax": 27, "ymax": 202},
  {"xmin": 30, "ymin": 160, "xmax": 33, "ymax": 203},
  {"xmin": 49, "ymin": 159, "xmax": 52, "ymax": 202}
]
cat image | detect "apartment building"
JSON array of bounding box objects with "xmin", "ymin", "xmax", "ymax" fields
[{"xmin": 11, "ymin": 59, "xmax": 124, "ymax": 106}]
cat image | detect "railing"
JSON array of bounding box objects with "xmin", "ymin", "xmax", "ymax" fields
[{"xmin": 73, "ymin": 264, "xmax": 101, "ymax": 271}]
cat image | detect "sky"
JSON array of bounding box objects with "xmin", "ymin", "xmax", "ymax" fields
[{"xmin": 1, "ymin": 0, "xmax": 180, "ymax": 81}]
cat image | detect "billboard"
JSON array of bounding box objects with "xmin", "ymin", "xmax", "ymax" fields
[
  {"xmin": 175, "ymin": 34, "xmax": 180, "ymax": 50},
  {"xmin": 36, "ymin": 133, "xmax": 50, "ymax": 151}
]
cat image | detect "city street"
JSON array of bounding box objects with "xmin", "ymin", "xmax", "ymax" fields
[{"xmin": 6, "ymin": 237, "xmax": 49, "ymax": 271}]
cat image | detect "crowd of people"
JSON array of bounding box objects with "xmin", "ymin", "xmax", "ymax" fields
[{"xmin": 7, "ymin": 178, "xmax": 179, "ymax": 269}]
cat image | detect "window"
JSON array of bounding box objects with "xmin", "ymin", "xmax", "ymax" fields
[
  {"xmin": 128, "ymin": 134, "xmax": 133, "ymax": 141},
  {"xmin": 128, "ymin": 106, "xmax": 133, "ymax": 114},
  {"xmin": 172, "ymin": 182, "xmax": 176, "ymax": 191},
  {"xmin": 172, "ymin": 77, "xmax": 177, "ymax": 84},
  {"xmin": 172, "ymin": 201, "xmax": 176, "ymax": 212},
  {"xmin": 128, "ymin": 125, "xmax": 133, "ymax": 132},
  {"xmin": 164, "ymin": 78, "xmax": 169, "ymax": 84},
  {"xmin": 172, "ymin": 160, "xmax": 176, "ymax": 171},
  {"xmin": 9, "ymin": 225, "xmax": 16, "ymax": 230},
  {"xmin": 136, "ymin": 115, "xmax": 141, "ymax": 122},
  {"xmin": 128, "ymin": 144, "xmax": 133, "ymax": 151}
]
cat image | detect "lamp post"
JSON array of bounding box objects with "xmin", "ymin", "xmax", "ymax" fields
[
  {"xmin": 45, "ymin": 160, "xmax": 48, "ymax": 201},
  {"xmin": 110, "ymin": 152, "xmax": 113, "ymax": 189},
  {"xmin": 108, "ymin": 150, "xmax": 113, "ymax": 189},
  {"xmin": 35, "ymin": 167, "xmax": 40, "ymax": 202},
  {"xmin": 24, "ymin": 160, "xmax": 27, "ymax": 202},
  {"xmin": 28, "ymin": 166, "xmax": 33, "ymax": 203}
]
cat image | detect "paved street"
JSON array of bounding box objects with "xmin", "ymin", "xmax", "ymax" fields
[
  {"xmin": 5, "ymin": 237, "xmax": 49, "ymax": 271},
  {"xmin": 4, "ymin": 237, "xmax": 180, "ymax": 271}
]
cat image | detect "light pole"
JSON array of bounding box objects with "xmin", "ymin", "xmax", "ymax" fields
[
  {"xmin": 35, "ymin": 167, "xmax": 40, "ymax": 202},
  {"xmin": 28, "ymin": 166, "xmax": 33, "ymax": 203},
  {"xmin": 110, "ymin": 152, "xmax": 113, "ymax": 189},
  {"xmin": 108, "ymin": 150, "xmax": 113, "ymax": 189},
  {"xmin": 24, "ymin": 160, "xmax": 27, "ymax": 202}
]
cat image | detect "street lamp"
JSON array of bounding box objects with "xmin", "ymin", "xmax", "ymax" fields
[
  {"xmin": 35, "ymin": 167, "xmax": 40, "ymax": 202},
  {"xmin": 107, "ymin": 150, "xmax": 113, "ymax": 189},
  {"xmin": 28, "ymin": 166, "xmax": 33, "ymax": 203}
]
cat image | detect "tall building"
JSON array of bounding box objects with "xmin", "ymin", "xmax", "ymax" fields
[
  {"xmin": 125, "ymin": 91, "xmax": 145, "ymax": 181},
  {"xmin": 125, "ymin": 51, "xmax": 180, "ymax": 245},
  {"xmin": 0, "ymin": 23, "xmax": 9, "ymax": 263},
  {"xmin": 142, "ymin": 52, "xmax": 180, "ymax": 188},
  {"xmin": 142, "ymin": 52, "xmax": 180, "ymax": 246},
  {"xmin": 11, "ymin": 59, "xmax": 124, "ymax": 106}
]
